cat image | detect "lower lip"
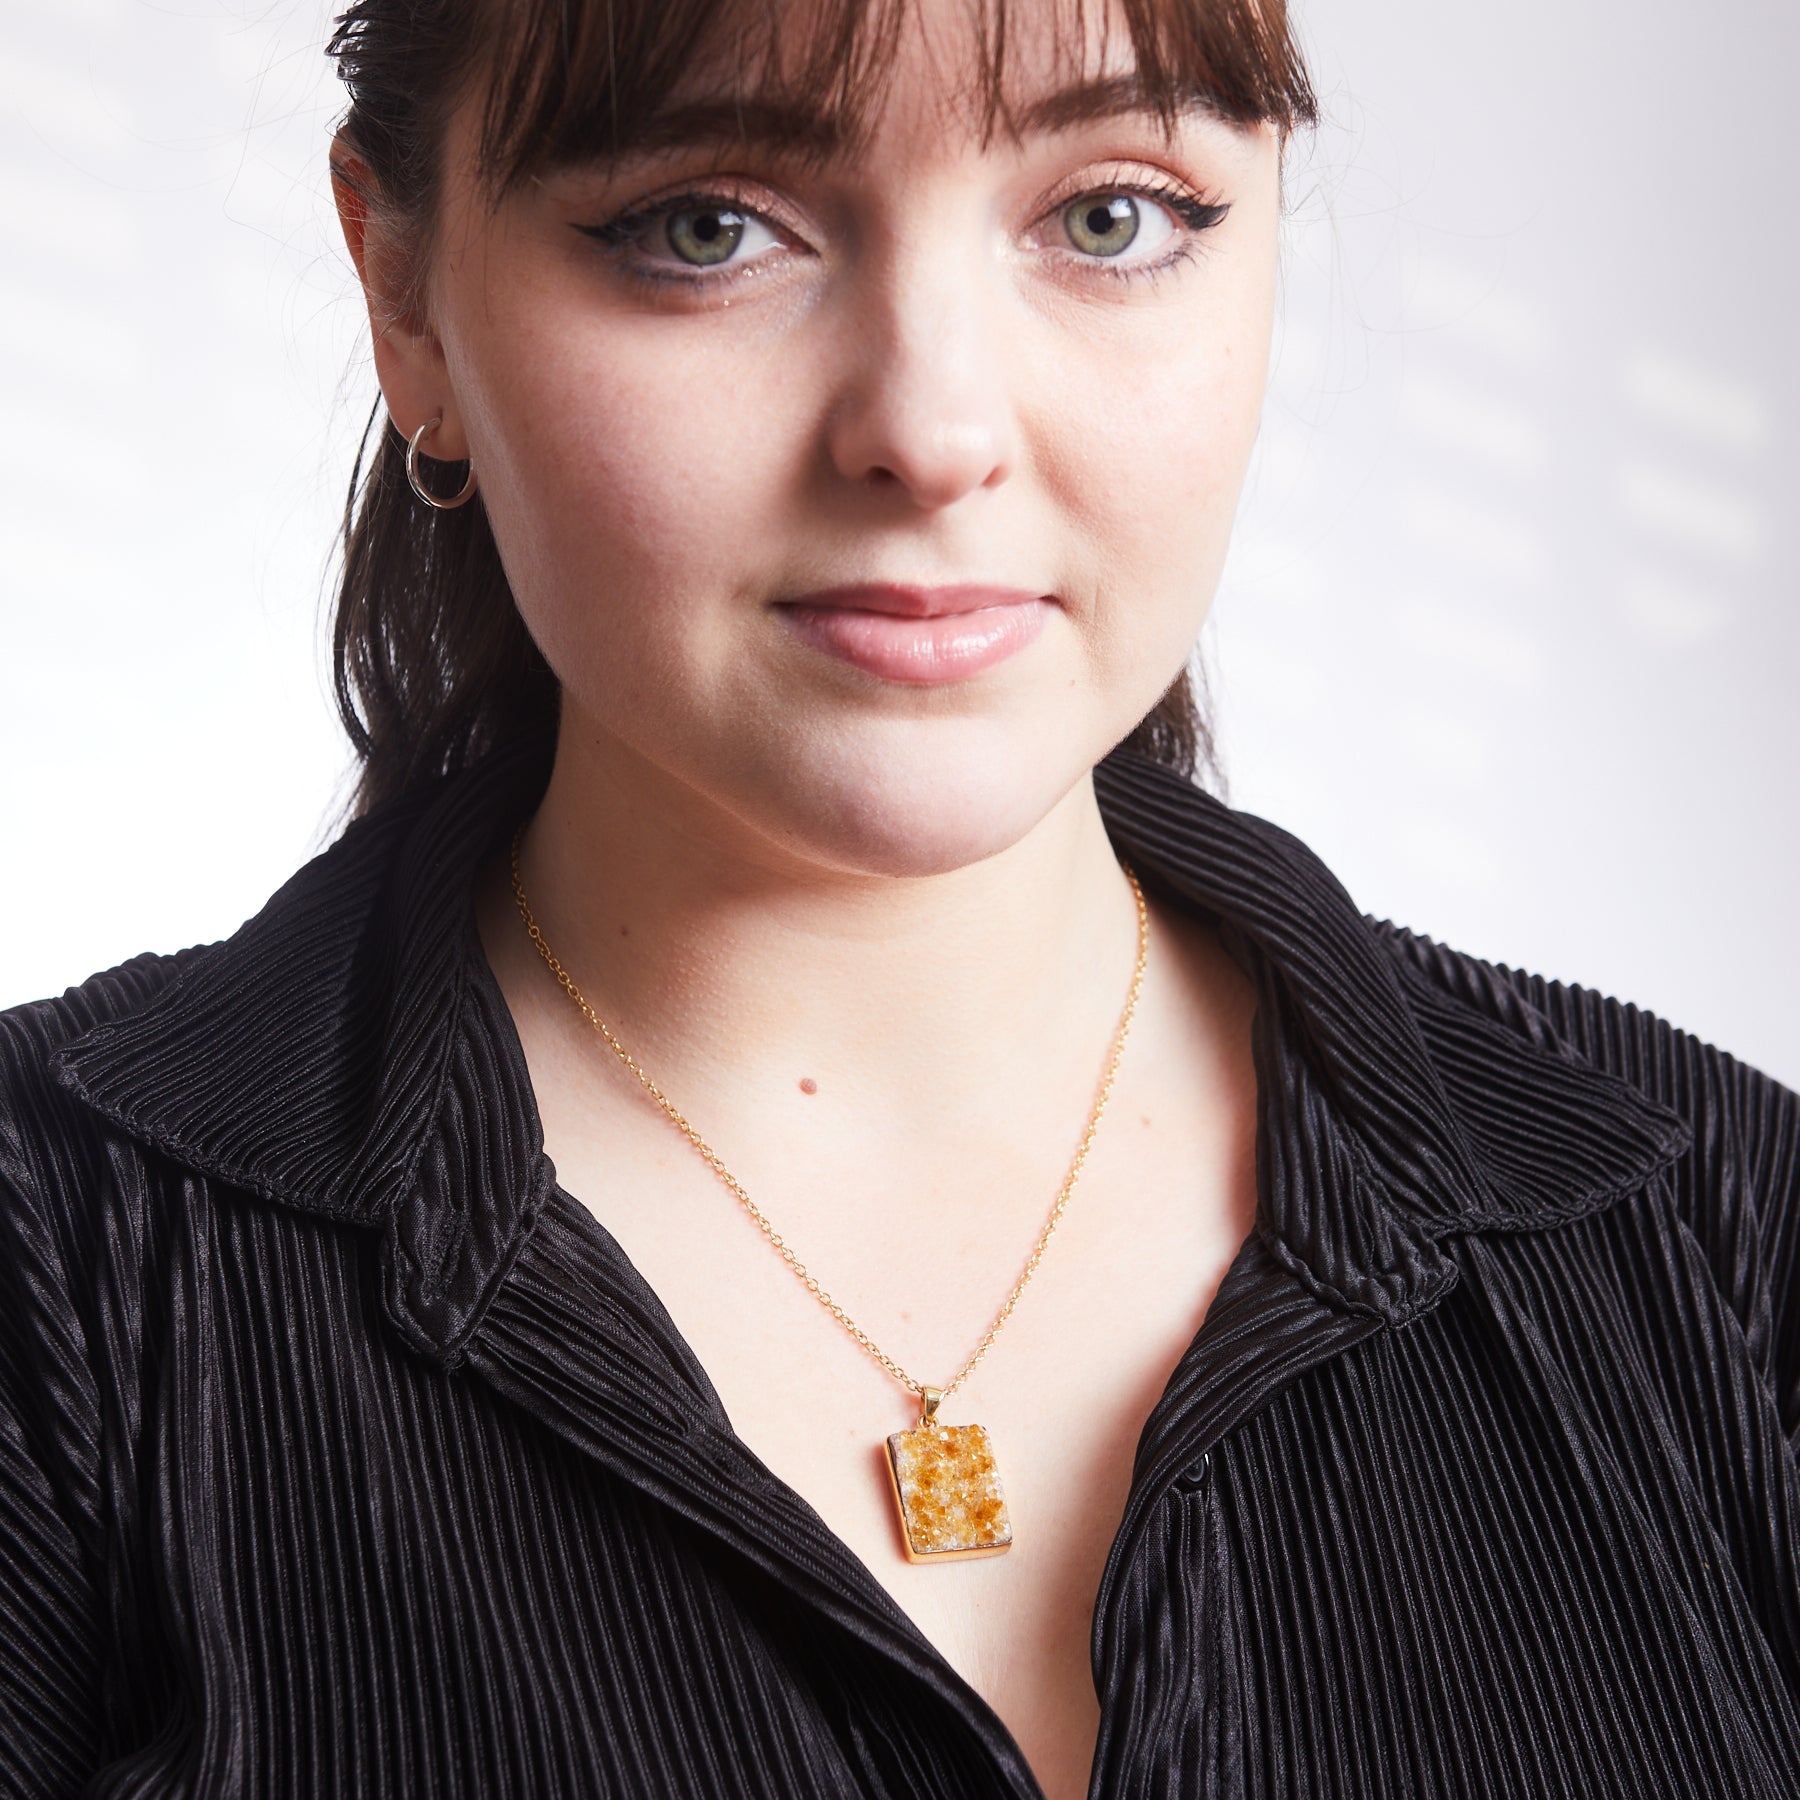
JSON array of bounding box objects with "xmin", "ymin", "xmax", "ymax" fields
[{"xmin": 778, "ymin": 598, "xmax": 1052, "ymax": 684}]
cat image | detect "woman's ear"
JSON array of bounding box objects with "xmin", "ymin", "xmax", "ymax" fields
[{"xmin": 330, "ymin": 134, "xmax": 469, "ymax": 459}]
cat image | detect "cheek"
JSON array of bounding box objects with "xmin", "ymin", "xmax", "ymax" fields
[
  {"xmin": 1062, "ymin": 359, "xmax": 1256, "ymax": 522},
  {"xmin": 443, "ymin": 296, "xmax": 800, "ymax": 684},
  {"xmin": 1068, "ymin": 247, "xmax": 1272, "ymax": 511},
  {"xmin": 1037, "ymin": 282, "xmax": 1272, "ymax": 682}
]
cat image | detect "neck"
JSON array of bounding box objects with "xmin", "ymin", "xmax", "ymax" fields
[{"xmin": 502, "ymin": 728, "xmax": 1144, "ymax": 1131}]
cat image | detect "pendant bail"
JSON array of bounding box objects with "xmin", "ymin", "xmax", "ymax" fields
[{"xmin": 918, "ymin": 1385, "xmax": 945, "ymax": 1427}]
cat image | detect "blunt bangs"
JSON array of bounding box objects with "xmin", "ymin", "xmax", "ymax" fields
[{"xmin": 454, "ymin": 0, "xmax": 1317, "ymax": 196}]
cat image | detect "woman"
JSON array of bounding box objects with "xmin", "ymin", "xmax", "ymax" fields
[{"xmin": 2, "ymin": 0, "xmax": 1796, "ymax": 1794}]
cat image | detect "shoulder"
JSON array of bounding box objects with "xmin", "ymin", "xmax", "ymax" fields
[
  {"xmin": 0, "ymin": 800, "xmax": 419, "ymax": 1463},
  {"xmin": 1371, "ymin": 915, "xmax": 1796, "ymax": 1142},
  {"xmin": 0, "ymin": 740, "xmax": 551, "ymax": 1262},
  {"xmin": 1370, "ymin": 917, "xmax": 1798, "ymax": 1292},
  {"xmin": 0, "ymin": 783, "xmax": 410, "ymax": 1223},
  {"xmin": 0, "ymin": 947, "xmax": 237, "ymax": 1422},
  {"xmin": 0, "ymin": 948, "xmax": 208, "ymax": 1204},
  {"xmin": 0, "ymin": 954, "xmax": 220, "ymax": 1547},
  {"xmin": 1369, "ymin": 919, "xmax": 1800, "ymax": 1441}
]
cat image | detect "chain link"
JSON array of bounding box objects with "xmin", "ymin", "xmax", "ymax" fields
[{"xmin": 511, "ymin": 828, "xmax": 1149, "ymax": 1407}]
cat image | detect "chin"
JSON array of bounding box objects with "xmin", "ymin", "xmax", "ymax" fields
[{"xmin": 744, "ymin": 717, "xmax": 1102, "ymax": 879}]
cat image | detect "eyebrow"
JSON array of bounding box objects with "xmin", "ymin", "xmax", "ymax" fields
[{"xmin": 550, "ymin": 72, "xmax": 1227, "ymax": 175}]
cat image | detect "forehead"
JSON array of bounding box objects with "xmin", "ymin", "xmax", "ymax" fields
[{"xmin": 472, "ymin": 0, "xmax": 1308, "ymax": 191}]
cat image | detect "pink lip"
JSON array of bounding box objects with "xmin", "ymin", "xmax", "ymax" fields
[{"xmin": 776, "ymin": 584, "xmax": 1053, "ymax": 684}]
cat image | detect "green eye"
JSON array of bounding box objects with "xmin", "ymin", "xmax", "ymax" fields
[
  {"xmin": 665, "ymin": 207, "xmax": 746, "ymax": 267},
  {"xmin": 1064, "ymin": 194, "xmax": 1140, "ymax": 257}
]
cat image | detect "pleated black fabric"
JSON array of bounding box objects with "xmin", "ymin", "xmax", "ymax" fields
[{"xmin": 3, "ymin": 738, "xmax": 1798, "ymax": 1798}]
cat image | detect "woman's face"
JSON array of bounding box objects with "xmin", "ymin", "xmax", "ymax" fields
[{"xmin": 363, "ymin": 3, "xmax": 1281, "ymax": 876}]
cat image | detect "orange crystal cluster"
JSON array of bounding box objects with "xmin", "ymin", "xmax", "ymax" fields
[{"xmin": 885, "ymin": 1422, "xmax": 1013, "ymax": 1561}]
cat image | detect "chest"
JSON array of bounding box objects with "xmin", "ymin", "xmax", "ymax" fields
[{"xmin": 539, "ymin": 1082, "xmax": 1259, "ymax": 1797}]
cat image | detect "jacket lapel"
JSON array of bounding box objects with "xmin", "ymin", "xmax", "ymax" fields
[{"xmin": 466, "ymin": 1191, "xmax": 1045, "ymax": 1793}]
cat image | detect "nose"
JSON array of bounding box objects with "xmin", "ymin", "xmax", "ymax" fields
[{"xmin": 823, "ymin": 255, "xmax": 1017, "ymax": 510}]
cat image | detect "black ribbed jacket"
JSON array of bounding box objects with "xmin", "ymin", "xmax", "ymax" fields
[{"xmin": 4, "ymin": 741, "xmax": 1799, "ymax": 1799}]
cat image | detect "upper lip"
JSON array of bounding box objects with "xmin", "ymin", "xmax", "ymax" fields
[{"xmin": 778, "ymin": 583, "xmax": 1048, "ymax": 618}]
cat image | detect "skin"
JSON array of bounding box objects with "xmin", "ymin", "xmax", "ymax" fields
[{"xmin": 337, "ymin": 5, "xmax": 1280, "ymax": 1793}]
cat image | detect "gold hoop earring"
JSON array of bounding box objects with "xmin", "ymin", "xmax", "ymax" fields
[{"xmin": 405, "ymin": 415, "xmax": 478, "ymax": 511}]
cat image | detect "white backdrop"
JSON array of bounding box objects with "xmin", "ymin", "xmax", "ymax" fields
[{"xmin": 3, "ymin": 0, "xmax": 1796, "ymax": 1086}]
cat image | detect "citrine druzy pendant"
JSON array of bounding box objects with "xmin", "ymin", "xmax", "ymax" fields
[{"xmin": 884, "ymin": 1389, "xmax": 1013, "ymax": 1563}]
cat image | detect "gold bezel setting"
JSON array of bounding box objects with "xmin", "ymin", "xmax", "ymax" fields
[{"xmin": 885, "ymin": 1421, "xmax": 1013, "ymax": 1563}]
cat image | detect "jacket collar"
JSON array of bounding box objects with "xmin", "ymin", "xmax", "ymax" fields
[
  {"xmin": 1092, "ymin": 755, "xmax": 1692, "ymax": 1318},
  {"xmin": 52, "ymin": 737, "xmax": 1691, "ymax": 1360}
]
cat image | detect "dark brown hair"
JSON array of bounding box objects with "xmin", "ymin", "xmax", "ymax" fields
[{"xmin": 326, "ymin": 0, "xmax": 1317, "ymax": 815}]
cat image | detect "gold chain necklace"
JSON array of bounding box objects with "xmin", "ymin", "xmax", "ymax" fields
[{"xmin": 510, "ymin": 827, "xmax": 1149, "ymax": 1563}]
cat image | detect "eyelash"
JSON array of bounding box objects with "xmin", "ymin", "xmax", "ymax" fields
[
  {"xmin": 574, "ymin": 176, "xmax": 1230, "ymax": 294},
  {"xmin": 1045, "ymin": 175, "xmax": 1231, "ymax": 287}
]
